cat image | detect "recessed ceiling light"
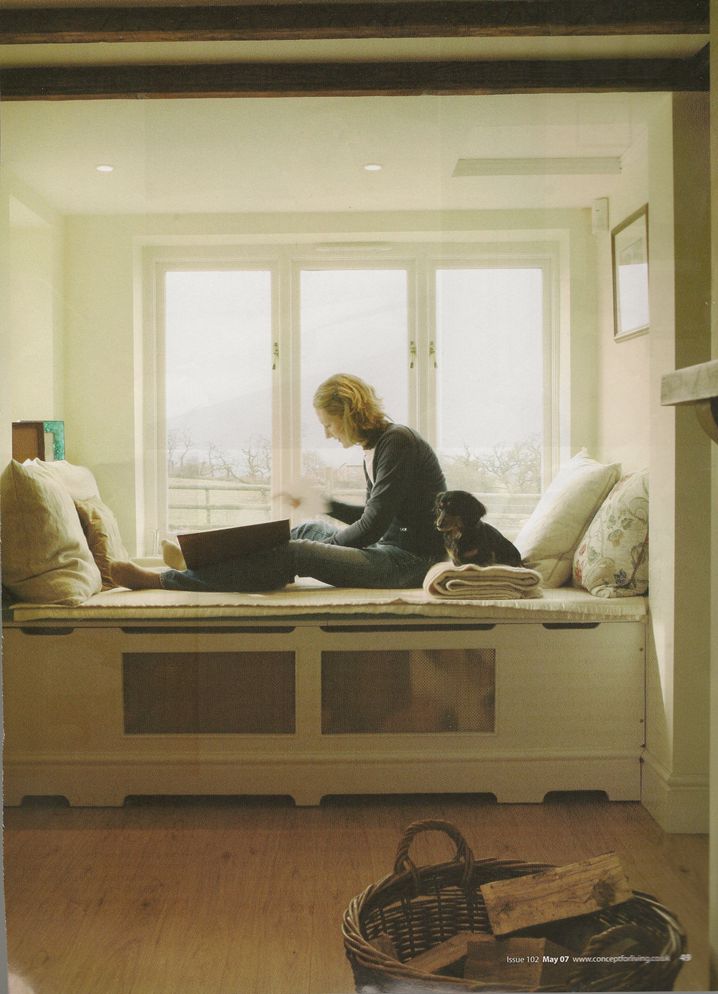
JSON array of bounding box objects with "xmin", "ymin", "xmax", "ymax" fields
[
  {"xmin": 95, "ymin": 164, "xmax": 114, "ymax": 173},
  {"xmin": 363, "ymin": 163, "xmax": 383, "ymax": 172}
]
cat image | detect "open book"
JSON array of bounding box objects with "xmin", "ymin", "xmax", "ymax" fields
[{"xmin": 177, "ymin": 519, "xmax": 290, "ymax": 571}]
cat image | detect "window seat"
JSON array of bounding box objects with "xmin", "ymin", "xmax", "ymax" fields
[{"xmin": 3, "ymin": 582, "xmax": 647, "ymax": 809}]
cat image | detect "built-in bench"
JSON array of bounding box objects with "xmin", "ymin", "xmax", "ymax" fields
[{"xmin": 3, "ymin": 583, "xmax": 647, "ymax": 807}]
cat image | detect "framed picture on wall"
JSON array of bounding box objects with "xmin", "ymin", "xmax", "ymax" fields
[{"xmin": 611, "ymin": 204, "xmax": 650, "ymax": 341}]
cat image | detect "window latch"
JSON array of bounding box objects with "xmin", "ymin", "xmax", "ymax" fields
[
  {"xmin": 272, "ymin": 342, "xmax": 279, "ymax": 370},
  {"xmin": 429, "ymin": 341, "xmax": 438, "ymax": 369},
  {"xmin": 409, "ymin": 340, "xmax": 417, "ymax": 369}
]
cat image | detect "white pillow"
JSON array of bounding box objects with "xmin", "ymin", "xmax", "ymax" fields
[
  {"xmin": 515, "ymin": 449, "xmax": 621, "ymax": 587},
  {"xmin": 24, "ymin": 458, "xmax": 101, "ymax": 501},
  {"xmin": 1, "ymin": 460, "xmax": 102, "ymax": 605}
]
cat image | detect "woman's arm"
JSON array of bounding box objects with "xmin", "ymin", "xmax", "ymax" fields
[
  {"xmin": 326, "ymin": 499, "xmax": 364, "ymax": 525},
  {"xmin": 326, "ymin": 428, "xmax": 414, "ymax": 547}
]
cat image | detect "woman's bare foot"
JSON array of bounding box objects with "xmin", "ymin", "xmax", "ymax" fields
[
  {"xmin": 161, "ymin": 538, "xmax": 187, "ymax": 570},
  {"xmin": 109, "ymin": 560, "xmax": 164, "ymax": 590}
]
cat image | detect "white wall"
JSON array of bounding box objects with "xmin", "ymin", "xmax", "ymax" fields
[
  {"xmin": 4, "ymin": 179, "xmax": 65, "ymax": 428},
  {"xmin": 62, "ymin": 215, "xmax": 141, "ymax": 548},
  {"xmin": 9, "ymin": 225, "xmax": 60, "ymax": 418},
  {"xmin": 593, "ymin": 132, "xmax": 651, "ymax": 471}
]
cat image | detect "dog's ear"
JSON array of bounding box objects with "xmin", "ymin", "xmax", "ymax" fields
[{"xmin": 463, "ymin": 494, "xmax": 487, "ymax": 525}]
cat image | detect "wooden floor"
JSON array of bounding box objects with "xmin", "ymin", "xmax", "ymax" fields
[{"xmin": 3, "ymin": 793, "xmax": 709, "ymax": 994}]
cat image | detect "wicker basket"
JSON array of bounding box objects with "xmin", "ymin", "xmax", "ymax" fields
[{"xmin": 342, "ymin": 820, "xmax": 687, "ymax": 993}]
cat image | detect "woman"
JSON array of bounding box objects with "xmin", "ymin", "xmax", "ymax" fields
[{"xmin": 110, "ymin": 373, "xmax": 447, "ymax": 592}]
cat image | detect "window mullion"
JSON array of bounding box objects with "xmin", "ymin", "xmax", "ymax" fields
[
  {"xmin": 144, "ymin": 259, "xmax": 167, "ymax": 555},
  {"xmin": 544, "ymin": 257, "xmax": 561, "ymax": 486},
  {"xmin": 420, "ymin": 254, "xmax": 439, "ymax": 446},
  {"xmin": 272, "ymin": 252, "xmax": 296, "ymax": 520},
  {"xmin": 406, "ymin": 259, "xmax": 420, "ymax": 432}
]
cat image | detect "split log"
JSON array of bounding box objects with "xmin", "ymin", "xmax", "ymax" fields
[
  {"xmin": 480, "ymin": 852, "xmax": 632, "ymax": 935},
  {"xmin": 407, "ymin": 931, "xmax": 474, "ymax": 974}
]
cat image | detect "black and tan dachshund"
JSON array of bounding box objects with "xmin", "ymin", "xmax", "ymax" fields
[{"xmin": 434, "ymin": 490, "xmax": 523, "ymax": 567}]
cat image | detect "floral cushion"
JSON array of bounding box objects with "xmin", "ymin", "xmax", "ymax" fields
[{"xmin": 572, "ymin": 470, "xmax": 648, "ymax": 598}]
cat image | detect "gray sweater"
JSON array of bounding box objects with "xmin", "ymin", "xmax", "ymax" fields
[{"xmin": 326, "ymin": 423, "xmax": 447, "ymax": 559}]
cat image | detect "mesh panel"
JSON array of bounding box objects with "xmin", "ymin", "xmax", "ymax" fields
[
  {"xmin": 123, "ymin": 651, "xmax": 295, "ymax": 734},
  {"xmin": 322, "ymin": 649, "xmax": 495, "ymax": 734}
]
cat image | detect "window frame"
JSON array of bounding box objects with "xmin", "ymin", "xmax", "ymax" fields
[{"xmin": 140, "ymin": 238, "xmax": 562, "ymax": 554}]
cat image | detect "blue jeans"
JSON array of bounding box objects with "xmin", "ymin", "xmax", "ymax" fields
[{"xmin": 159, "ymin": 520, "xmax": 435, "ymax": 592}]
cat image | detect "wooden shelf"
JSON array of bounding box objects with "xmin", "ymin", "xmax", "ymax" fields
[
  {"xmin": 661, "ymin": 359, "xmax": 718, "ymax": 443},
  {"xmin": 660, "ymin": 358, "xmax": 718, "ymax": 406}
]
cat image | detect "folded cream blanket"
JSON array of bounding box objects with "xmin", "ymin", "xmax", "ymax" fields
[{"xmin": 423, "ymin": 560, "xmax": 543, "ymax": 599}]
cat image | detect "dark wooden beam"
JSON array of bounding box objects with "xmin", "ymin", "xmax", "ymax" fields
[
  {"xmin": 0, "ymin": 1, "xmax": 709, "ymax": 45},
  {"xmin": 0, "ymin": 53, "xmax": 708, "ymax": 100}
]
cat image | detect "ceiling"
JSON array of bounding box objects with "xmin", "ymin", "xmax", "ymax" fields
[
  {"xmin": 0, "ymin": 4, "xmax": 707, "ymax": 218},
  {"xmin": 1, "ymin": 91, "xmax": 663, "ymax": 215}
]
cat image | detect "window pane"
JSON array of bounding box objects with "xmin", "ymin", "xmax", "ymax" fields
[
  {"xmin": 300, "ymin": 269, "xmax": 409, "ymax": 500},
  {"xmin": 164, "ymin": 270, "xmax": 272, "ymax": 532},
  {"xmin": 436, "ymin": 268, "xmax": 544, "ymax": 537}
]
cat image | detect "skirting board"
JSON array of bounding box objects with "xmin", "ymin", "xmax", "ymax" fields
[
  {"xmin": 641, "ymin": 750, "xmax": 709, "ymax": 833},
  {"xmin": 4, "ymin": 752, "xmax": 641, "ymax": 809}
]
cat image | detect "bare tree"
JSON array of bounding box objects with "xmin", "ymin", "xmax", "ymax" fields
[
  {"xmin": 443, "ymin": 436, "xmax": 541, "ymax": 494},
  {"xmin": 443, "ymin": 445, "xmax": 495, "ymax": 493},
  {"xmin": 479, "ymin": 436, "xmax": 542, "ymax": 493},
  {"xmin": 167, "ymin": 427, "xmax": 194, "ymax": 477},
  {"xmin": 207, "ymin": 442, "xmax": 240, "ymax": 480},
  {"xmin": 240, "ymin": 435, "xmax": 271, "ymax": 483}
]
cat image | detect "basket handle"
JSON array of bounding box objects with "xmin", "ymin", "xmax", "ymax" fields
[{"xmin": 393, "ymin": 819, "xmax": 475, "ymax": 885}]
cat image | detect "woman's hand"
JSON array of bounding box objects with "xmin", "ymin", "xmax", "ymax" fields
[
  {"xmin": 274, "ymin": 483, "xmax": 330, "ymax": 517},
  {"xmin": 274, "ymin": 491, "xmax": 303, "ymax": 510}
]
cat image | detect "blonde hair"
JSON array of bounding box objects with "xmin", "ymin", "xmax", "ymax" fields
[{"xmin": 313, "ymin": 373, "xmax": 390, "ymax": 446}]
